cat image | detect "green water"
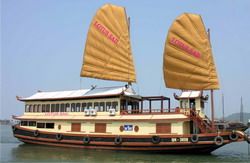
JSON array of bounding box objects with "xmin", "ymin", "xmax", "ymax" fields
[{"xmin": 1, "ymin": 125, "xmax": 249, "ymax": 162}]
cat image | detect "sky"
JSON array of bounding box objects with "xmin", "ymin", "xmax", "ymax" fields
[{"xmin": 1, "ymin": 0, "xmax": 250, "ymax": 119}]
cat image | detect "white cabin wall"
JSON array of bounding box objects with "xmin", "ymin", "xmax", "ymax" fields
[{"xmin": 19, "ymin": 120, "xmax": 189, "ymax": 135}]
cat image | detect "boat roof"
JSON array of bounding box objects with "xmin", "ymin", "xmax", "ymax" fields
[
  {"xmin": 18, "ymin": 86, "xmax": 138, "ymax": 101},
  {"xmin": 178, "ymin": 91, "xmax": 202, "ymax": 99}
]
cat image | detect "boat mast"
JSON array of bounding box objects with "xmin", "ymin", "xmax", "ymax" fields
[
  {"xmin": 211, "ymin": 90, "xmax": 215, "ymax": 131},
  {"xmin": 127, "ymin": 16, "xmax": 132, "ymax": 86},
  {"xmin": 208, "ymin": 28, "xmax": 215, "ymax": 131}
]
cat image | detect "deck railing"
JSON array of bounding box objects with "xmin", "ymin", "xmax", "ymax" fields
[{"xmin": 120, "ymin": 108, "xmax": 180, "ymax": 115}]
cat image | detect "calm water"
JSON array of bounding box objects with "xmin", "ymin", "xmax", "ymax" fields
[{"xmin": 1, "ymin": 125, "xmax": 250, "ymax": 163}]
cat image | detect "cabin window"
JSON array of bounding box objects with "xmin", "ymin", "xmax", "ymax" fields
[
  {"xmin": 120, "ymin": 100, "xmax": 126, "ymax": 111},
  {"xmin": 51, "ymin": 104, "xmax": 56, "ymax": 112},
  {"xmin": 95, "ymin": 123, "xmax": 106, "ymax": 133},
  {"xmin": 55, "ymin": 104, "xmax": 60, "ymax": 112},
  {"xmin": 46, "ymin": 123, "xmax": 54, "ymax": 129},
  {"xmin": 71, "ymin": 123, "xmax": 81, "ymax": 132},
  {"xmin": 42, "ymin": 104, "xmax": 46, "ymax": 112},
  {"xmin": 87, "ymin": 102, "xmax": 92, "ymax": 109},
  {"xmin": 112, "ymin": 101, "xmax": 118, "ymax": 111},
  {"xmin": 76, "ymin": 103, "xmax": 81, "ymax": 112},
  {"xmin": 21, "ymin": 121, "xmax": 28, "ymax": 126},
  {"xmin": 36, "ymin": 104, "xmax": 40, "ymax": 112},
  {"xmin": 106, "ymin": 102, "xmax": 111, "ymax": 111},
  {"xmin": 71, "ymin": 103, "xmax": 76, "ymax": 112},
  {"xmin": 184, "ymin": 100, "xmax": 188, "ymax": 108},
  {"xmin": 81, "ymin": 103, "xmax": 87, "ymax": 112},
  {"xmin": 28, "ymin": 105, "xmax": 33, "ymax": 112},
  {"xmin": 189, "ymin": 99, "xmax": 195, "ymax": 109},
  {"xmin": 25, "ymin": 105, "xmax": 29, "ymax": 112},
  {"xmin": 37, "ymin": 104, "xmax": 42, "ymax": 112},
  {"xmin": 156, "ymin": 123, "xmax": 171, "ymax": 134},
  {"xmin": 33, "ymin": 104, "xmax": 37, "ymax": 112},
  {"xmin": 99, "ymin": 102, "xmax": 105, "ymax": 112},
  {"xmin": 37, "ymin": 123, "xmax": 45, "ymax": 128},
  {"xmin": 94, "ymin": 102, "xmax": 99, "ymax": 110},
  {"xmin": 66, "ymin": 103, "xmax": 70, "ymax": 112},
  {"xmin": 28, "ymin": 121, "xmax": 36, "ymax": 126},
  {"xmin": 201, "ymin": 101, "xmax": 204, "ymax": 108},
  {"xmin": 60, "ymin": 104, "xmax": 65, "ymax": 112},
  {"xmin": 45, "ymin": 104, "xmax": 50, "ymax": 112}
]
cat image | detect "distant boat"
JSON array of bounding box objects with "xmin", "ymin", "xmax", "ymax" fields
[{"xmin": 12, "ymin": 4, "xmax": 250, "ymax": 153}]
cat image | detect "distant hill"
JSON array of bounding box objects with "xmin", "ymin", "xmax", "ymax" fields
[{"xmin": 224, "ymin": 112, "xmax": 250, "ymax": 124}]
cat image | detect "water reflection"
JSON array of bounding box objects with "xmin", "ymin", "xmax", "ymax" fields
[
  {"xmin": 8, "ymin": 142, "xmax": 249, "ymax": 162},
  {"xmin": 1, "ymin": 125, "xmax": 249, "ymax": 162}
]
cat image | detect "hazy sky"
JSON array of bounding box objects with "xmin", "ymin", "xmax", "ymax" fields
[{"xmin": 1, "ymin": 0, "xmax": 250, "ymax": 119}]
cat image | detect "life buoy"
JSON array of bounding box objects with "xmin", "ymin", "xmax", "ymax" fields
[
  {"xmin": 190, "ymin": 134, "xmax": 199, "ymax": 143},
  {"xmin": 119, "ymin": 126, "xmax": 124, "ymax": 132},
  {"xmin": 83, "ymin": 136, "xmax": 90, "ymax": 144},
  {"xmin": 229, "ymin": 131, "xmax": 238, "ymax": 141},
  {"xmin": 33, "ymin": 130, "xmax": 39, "ymax": 137},
  {"xmin": 114, "ymin": 136, "xmax": 122, "ymax": 145},
  {"xmin": 134, "ymin": 126, "xmax": 139, "ymax": 132},
  {"xmin": 151, "ymin": 136, "xmax": 161, "ymax": 144},
  {"xmin": 12, "ymin": 125, "xmax": 16, "ymax": 132},
  {"xmin": 244, "ymin": 134, "xmax": 250, "ymax": 144},
  {"xmin": 214, "ymin": 136, "xmax": 224, "ymax": 146},
  {"xmin": 56, "ymin": 133, "xmax": 63, "ymax": 140}
]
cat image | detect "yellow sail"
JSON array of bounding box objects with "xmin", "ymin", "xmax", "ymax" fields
[
  {"xmin": 163, "ymin": 13, "xmax": 219, "ymax": 90},
  {"xmin": 80, "ymin": 4, "xmax": 136, "ymax": 83}
]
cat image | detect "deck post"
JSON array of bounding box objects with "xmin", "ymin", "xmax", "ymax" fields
[
  {"xmin": 168, "ymin": 98, "xmax": 170, "ymax": 112},
  {"xmin": 141, "ymin": 99, "xmax": 143, "ymax": 113},
  {"xmin": 149, "ymin": 100, "xmax": 152, "ymax": 113},
  {"xmin": 161, "ymin": 97, "xmax": 163, "ymax": 113}
]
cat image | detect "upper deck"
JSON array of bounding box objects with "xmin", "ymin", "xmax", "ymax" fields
[{"xmin": 15, "ymin": 85, "xmax": 188, "ymax": 120}]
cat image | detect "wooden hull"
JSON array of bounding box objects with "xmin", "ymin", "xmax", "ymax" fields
[{"xmin": 12, "ymin": 125, "xmax": 245, "ymax": 154}]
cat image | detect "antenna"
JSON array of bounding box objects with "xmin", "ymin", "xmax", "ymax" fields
[
  {"xmin": 240, "ymin": 96, "xmax": 243, "ymax": 123},
  {"xmin": 222, "ymin": 93, "xmax": 225, "ymax": 122},
  {"xmin": 207, "ymin": 28, "xmax": 210, "ymax": 40}
]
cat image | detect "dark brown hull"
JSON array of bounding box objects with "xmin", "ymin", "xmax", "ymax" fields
[{"xmin": 12, "ymin": 125, "xmax": 245, "ymax": 154}]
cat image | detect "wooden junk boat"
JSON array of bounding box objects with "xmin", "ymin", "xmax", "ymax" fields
[{"xmin": 12, "ymin": 4, "xmax": 250, "ymax": 154}]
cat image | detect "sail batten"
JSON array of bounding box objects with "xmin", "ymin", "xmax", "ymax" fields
[
  {"xmin": 163, "ymin": 13, "xmax": 219, "ymax": 90},
  {"xmin": 80, "ymin": 4, "xmax": 136, "ymax": 83}
]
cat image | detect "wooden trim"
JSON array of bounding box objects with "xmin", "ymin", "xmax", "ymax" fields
[
  {"xmin": 156, "ymin": 123, "xmax": 171, "ymax": 134},
  {"xmin": 71, "ymin": 123, "xmax": 81, "ymax": 132},
  {"xmin": 19, "ymin": 138, "xmax": 218, "ymax": 151},
  {"xmin": 15, "ymin": 134, "xmax": 236, "ymax": 147},
  {"xmin": 14, "ymin": 117, "xmax": 190, "ymax": 122},
  {"xmin": 14, "ymin": 125, "xmax": 238, "ymax": 139},
  {"xmin": 95, "ymin": 123, "xmax": 106, "ymax": 133},
  {"xmin": 18, "ymin": 137, "xmax": 243, "ymax": 153}
]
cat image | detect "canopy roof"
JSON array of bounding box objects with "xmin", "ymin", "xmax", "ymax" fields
[
  {"xmin": 178, "ymin": 91, "xmax": 201, "ymax": 99},
  {"xmin": 18, "ymin": 86, "xmax": 137, "ymax": 101}
]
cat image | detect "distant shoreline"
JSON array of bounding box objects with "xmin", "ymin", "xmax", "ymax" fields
[{"xmin": 0, "ymin": 120, "xmax": 11, "ymax": 125}]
